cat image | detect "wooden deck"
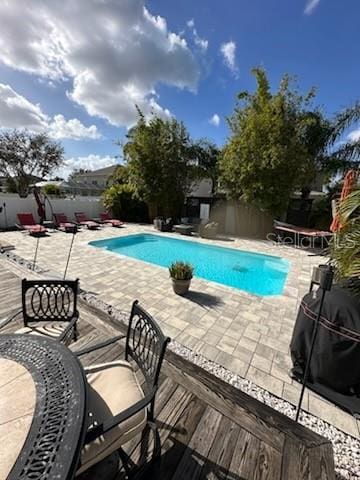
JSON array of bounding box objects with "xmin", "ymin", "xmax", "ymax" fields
[{"xmin": 0, "ymin": 259, "xmax": 336, "ymax": 480}]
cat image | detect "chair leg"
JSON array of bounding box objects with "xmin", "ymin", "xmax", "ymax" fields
[
  {"xmin": 117, "ymin": 422, "xmax": 161, "ymax": 479},
  {"xmin": 73, "ymin": 324, "xmax": 78, "ymax": 342},
  {"xmin": 118, "ymin": 447, "xmax": 137, "ymax": 478},
  {"xmin": 148, "ymin": 421, "xmax": 161, "ymax": 461}
]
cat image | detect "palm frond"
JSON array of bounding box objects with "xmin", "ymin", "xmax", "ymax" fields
[
  {"xmin": 339, "ymin": 189, "xmax": 360, "ymax": 221},
  {"xmin": 331, "ymin": 141, "xmax": 360, "ymax": 164},
  {"xmin": 330, "ymin": 101, "xmax": 360, "ymax": 143}
]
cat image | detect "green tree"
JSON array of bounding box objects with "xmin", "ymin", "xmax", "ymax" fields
[
  {"xmin": 327, "ymin": 101, "xmax": 360, "ymax": 171},
  {"xmin": 0, "ymin": 130, "xmax": 64, "ymax": 197},
  {"xmin": 220, "ymin": 68, "xmax": 332, "ymax": 216},
  {"xmin": 102, "ymin": 165, "xmax": 148, "ymax": 222},
  {"xmin": 190, "ymin": 139, "xmax": 220, "ymax": 194},
  {"xmin": 123, "ymin": 111, "xmax": 195, "ymax": 219}
]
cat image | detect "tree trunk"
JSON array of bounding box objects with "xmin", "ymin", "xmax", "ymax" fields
[{"xmin": 17, "ymin": 176, "xmax": 30, "ymax": 198}]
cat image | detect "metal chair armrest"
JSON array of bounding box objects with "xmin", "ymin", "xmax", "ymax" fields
[
  {"xmin": 58, "ymin": 316, "xmax": 78, "ymax": 343},
  {"xmin": 0, "ymin": 309, "xmax": 23, "ymax": 330},
  {"xmin": 75, "ymin": 334, "xmax": 126, "ymax": 357},
  {"xmin": 84, "ymin": 389, "xmax": 156, "ymax": 444}
]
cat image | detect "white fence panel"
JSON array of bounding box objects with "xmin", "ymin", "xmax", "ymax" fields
[{"xmin": 0, "ymin": 194, "xmax": 103, "ymax": 228}]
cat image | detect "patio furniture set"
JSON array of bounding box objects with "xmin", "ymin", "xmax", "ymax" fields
[
  {"xmin": 15, "ymin": 212, "xmax": 124, "ymax": 236},
  {"xmin": 0, "ymin": 263, "xmax": 339, "ymax": 479},
  {"xmin": 0, "ymin": 278, "xmax": 170, "ymax": 479},
  {"xmin": 154, "ymin": 216, "xmax": 219, "ymax": 238}
]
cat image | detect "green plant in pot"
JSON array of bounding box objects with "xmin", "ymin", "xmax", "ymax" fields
[{"xmin": 169, "ymin": 261, "xmax": 194, "ymax": 295}]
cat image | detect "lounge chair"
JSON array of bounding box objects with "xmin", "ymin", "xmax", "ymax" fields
[
  {"xmin": 0, "ymin": 279, "xmax": 79, "ymax": 344},
  {"xmin": 274, "ymin": 220, "xmax": 333, "ymax": 247},
  {"xmin": 53, "ymin": 213, "xmax": 78, "ymax": 233},
  {"xmin": 199, "ymin": 221, "xmax": 218, "ymax": 239},
  {"xmin": 75, "ymin": 300, "xmax": 170, "ymax": 475},
  {"xmin": 16, "ymin": 213, "xmax": 47, "ymax": 236},
  {"xmin": 74, "ymin": 212, "xmax": 100, "ymax": 230},
  {"xmin": 100, "ymin": 212, "xmax": 124, "ymax": 227}
]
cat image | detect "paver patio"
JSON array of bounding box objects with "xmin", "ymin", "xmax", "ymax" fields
[{"xmin": 1, "ymin": 224, "xmax": 359, "ymax": 438}]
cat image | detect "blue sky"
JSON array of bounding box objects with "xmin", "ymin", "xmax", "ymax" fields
[{"xmin": 0, "ymin": 0, "xmax": 358, "ymax": 178}]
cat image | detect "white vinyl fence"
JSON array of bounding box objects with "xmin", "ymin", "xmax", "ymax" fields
[{"xmin": 0, "ymin": 193, "xmax": 103, "ymax": 229}]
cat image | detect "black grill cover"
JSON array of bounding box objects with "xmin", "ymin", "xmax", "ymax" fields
[{"xmin": 290, "ymin": 284, "xmax": 360, "ymax": 416}]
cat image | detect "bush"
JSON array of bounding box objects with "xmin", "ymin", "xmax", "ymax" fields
[
  {"xmin": 43, "ymin": 184, "xmax": 62, "ymax": 196},
  {"xmin": 169, "ymin": 261, "xmax": 194, "ymax": 280},
  {"xmin": 102, "ymin": 183, "xmax": 149, "ymax": 223}
]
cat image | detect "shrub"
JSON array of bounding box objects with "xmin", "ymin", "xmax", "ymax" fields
[
  {"xmin": 43, "ymin": 184, "xmax": 62, "ymax": 196},
  {"xmin": 169, "ymin": 261, "xmax": 194, "ymax": 280},
  {"xmin": 102, "ymin": 183, "xmax": 149, "ymax": 222}
]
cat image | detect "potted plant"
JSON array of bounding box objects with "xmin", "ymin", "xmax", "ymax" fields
[{"xmin": 169, "ymin": 261, "xmax": 194, "ymax": 295}]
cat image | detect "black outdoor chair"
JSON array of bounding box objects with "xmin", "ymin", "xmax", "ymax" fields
[
  {"xmin": 75, "ymin": 300, "xmax": 170, "ymax": 476},
  {"xmin": 0, "ymin": 278, "xmax": 79, "ymax": 344}
]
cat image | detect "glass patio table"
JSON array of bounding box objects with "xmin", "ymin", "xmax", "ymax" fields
[{"xmin": 0, "ymin": 334, "xmax": 88, "ymax": 479}]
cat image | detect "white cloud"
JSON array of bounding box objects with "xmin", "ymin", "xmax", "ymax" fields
[
  {"xmin": 347, "ymin": 128, "xmax": 360, "ymax": 143},
  {"xmin": 49, "ymin": 115, "xmax": 100, "ymax": 140},
  {"xmin": 57, "ymin": 155, "xmax": 116, "ymax": 179},
  {"xmin": 304, "ymin": 0, "xmax": 321, "ymax": 15},
  {"xmin": 0, "ymin": 83, "xmax": 100, "ymax": 140},
  {"xmin": 209, "ymin": 114, "xmax": 220, "ymax": 126},
  {"xmin": 194, "ymin": 34, "xmax": 209, "ymax": 52},
  {"xmin": 186, "ymin": 18, "xmax": 208, "ymax": 53},
  {"xmin": 0, "ymin": 0, "xmax": 200, "ymax": 127},
  {"xmin": 220, "ymin": 41, "xmax": 238, "ymax": 75},
  {"xmin": 0, "ymin": 83, "xmax": 48, "ymax": 131}
]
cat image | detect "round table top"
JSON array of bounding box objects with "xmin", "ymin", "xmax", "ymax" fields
[{"xmin": 0, "ymin": 334, "xmax": 87, "ymax": 480}]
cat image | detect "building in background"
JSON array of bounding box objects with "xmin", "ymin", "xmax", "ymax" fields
[{"xmin": 71, "ymin": 165, "xmax": 118, "ymax": 193}]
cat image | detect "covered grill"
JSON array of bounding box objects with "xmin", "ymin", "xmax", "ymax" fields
[{"xmin": 290, "ymin": 283, "xmax": 360, "ymax": 416}]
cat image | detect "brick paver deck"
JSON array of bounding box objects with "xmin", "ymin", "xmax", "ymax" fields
[{"xmin": 1, "ymin": 224, "xmax": 359, "ymax": 438}]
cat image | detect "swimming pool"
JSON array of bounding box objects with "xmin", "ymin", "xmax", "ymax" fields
[{"xmin": 89, "ymin": 234, "xmax": 289, "ymax": 296}]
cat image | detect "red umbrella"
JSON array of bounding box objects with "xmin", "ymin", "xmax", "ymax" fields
[{"xmin": 330, "ymin": 169, "xmax": 358, "ymax": 233}]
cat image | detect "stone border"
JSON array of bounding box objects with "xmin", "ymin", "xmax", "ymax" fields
[
  {"xmin": 0, "ymin": 249, "xmax": 45, "ymax": 274},
  {"xmin": 1, "ymin": 252, "xmax": 359, "ymax": 479}
]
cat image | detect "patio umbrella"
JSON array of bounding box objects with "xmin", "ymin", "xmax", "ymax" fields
[{"xmin": 330, "ymin": 169, "xmax": 358, "ymax": 233}]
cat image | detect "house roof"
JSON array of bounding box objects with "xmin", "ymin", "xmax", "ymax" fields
[{"xmin": 73, "ymin": 165, "xmax": 118, "ymax": 177}]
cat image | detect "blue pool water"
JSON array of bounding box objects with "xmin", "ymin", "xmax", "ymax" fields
[{"xmin": 89, "ymin": 234, "xmax": 289, "ymax": 296}]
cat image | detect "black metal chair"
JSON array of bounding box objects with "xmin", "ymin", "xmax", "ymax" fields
[
  {"xmin": 0, "ymin": 279, "xmax": 79, "ymax": 344},
  {"xmin": 75, "ymin": 300, "xmax": 170, "ymax": 476}
]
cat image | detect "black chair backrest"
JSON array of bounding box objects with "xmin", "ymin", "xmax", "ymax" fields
[
  {"xmin": 22, "ymin": 279, "xmax": 79, "ymax": 325},
  {"xmin": 125, "ymin": 301, "xmax": 170, "ymax": 392}
]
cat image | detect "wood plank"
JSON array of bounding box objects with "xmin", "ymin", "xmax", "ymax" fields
[
  {"xmin": 171, "ymin": 405, "xmax": 222, "ymax": 480},
  {"xmin": 150, "ymin": 396, "xmax": 208, "ymax": 479},
  {"xmin": 200, "ymin": 416, "xmax": 241, "ymax": 480},
  {"xmin": 164, "ymin": 350, "xmax": 330, "ymax": 449},
  {"xmin": 308, "ymin": 443, "xmax": 336, "ymax": 480},
  {"xmin": 280, "ymin": 437, "xmax": 309, "ymax": 480},
  {"xmin": 162, "ymin": 356, "xmax": 285, "ymax": 453},
  {"xmin": 254, "ymin": 441, "xmax": 282, "ymax": 480},
  {"xmin": 229, "ymin": 428, "xmax": 260, "ymax": 479}
]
